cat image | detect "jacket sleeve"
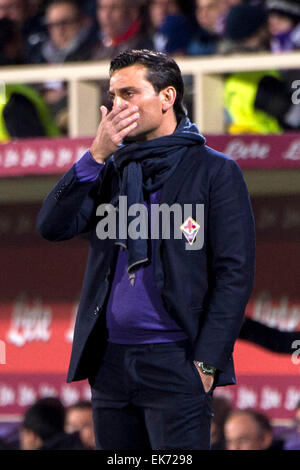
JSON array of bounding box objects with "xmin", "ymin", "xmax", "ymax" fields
[
  {"xmin": 239, "ymin": 317, "xmax": 300, "ymax": 354},
  {"xmin": 36, "ymin": 161, "xmax": 108, "ymax": 242},
  {"xmin": 194, "ymin": 157, "xmax": 256, "ymax": 371}
]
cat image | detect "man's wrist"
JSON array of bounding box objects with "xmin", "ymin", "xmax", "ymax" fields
[
  {"xmin": 194, "ymin": 361, "xmax": 216, "ymax": 375},
  {"xmin": 75, "ymin": 150, "xmax": 105, "ymax": 182},
  {"xmin": 89, "ymin": 147, "xmax": 107, "ymax": 164}
]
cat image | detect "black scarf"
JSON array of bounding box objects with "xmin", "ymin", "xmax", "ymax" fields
[{"xmin": 111, "ymin": 117, "xmax": 206, "ymax": 285}]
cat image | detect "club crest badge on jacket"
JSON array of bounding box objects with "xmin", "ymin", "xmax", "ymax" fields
[{"xmin": 180, "ymin": 216, "xmax": 200, "ymax": 245}]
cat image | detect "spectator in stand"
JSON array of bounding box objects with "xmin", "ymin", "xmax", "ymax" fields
[
  {"xmin": 220, "ymin": 1, "xmax": 268, "ymax": 35},
  {"xmin": 30, "ymin": 0, "xmax": 97, "ymax": 64},
  {"xmin": 186, "ymin": 0, "xmax": 226, "ymax": 55},
  {"xmin": 29, "ymin": 0, "xmax": 98, "ymax": 134},
  {"xmin": 92, "ymin": 0, "xmax": 153, "ymax": 61},
  {"xmin": 0, "ymin": 16, "xmax": 24, "ymax": 65},
  {"xmin": 295, "ymin": 401, "xmax": 300, "ymax": 432},
  {"xmin": 0, "ymin": 18, "xmax": 60, "ymax": 142},
  {"xmin": 148, "ymin": 0, "xmax": 196, "ymax": 55},
  {"xmin": 284, "ymin": 400, "xmax": 300, "ymax": 450},
  {"xmin": 148, "ymin": 1, "xmax": 196, "ymax": 119},
  {"xmin": 65, "ymin": 400, "xmax": 96, "ymax": 450},
  {"xmin": 186, "ymin": 0, "xmax": 265, "ymax": 56},
  {"xmin": 91, "ymin": 0, "xmax": 153, "ymax": 112},
  {"xmin": 0, "ymin": 0, "xmax": 26, "ymax": 22},
  {"xmin": 224, "ymin": 408, "xmax": 285, "ymax": 450},
  {"xmin": 148, "ymin": 0, "xmax": 181, "ymax": 32},
  {"xmin": 219, "ymin": 3, "xmax": 300, "ymax": 134},
  {"xmin": 218, "ymin": 2, "xmax": 271, "ymax": 55},
  {"xmin": 195, "ymin": 0, "xmax": 228, "ymax": 35},
  {"xmin": 0, "ymin": 0, "xmax": 48, "ymax": 61},
  {"xmin": 20, "ymin": 397, "xmax": 85, "ymax": 450},
  {"xmin": 265, "ymin": 0, "xmax": 300, "ymax": 128},
  {"xmin": 266, "ymin": 0, "xmax": 300, "ymax": 52}
]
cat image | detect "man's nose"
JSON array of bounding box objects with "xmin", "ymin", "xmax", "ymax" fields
[{"xmin": 113, "ymin": 96, "xmax": 128, "ymax": 108}]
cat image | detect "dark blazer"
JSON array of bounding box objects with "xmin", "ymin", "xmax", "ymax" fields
[{"xmin": 36, "ymin": 144, "xmax": 256, "ymax": 388}]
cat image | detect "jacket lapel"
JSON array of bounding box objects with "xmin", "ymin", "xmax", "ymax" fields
[{"xmin": 153, "ymin": 150, "xmax": 199, "ymax": 289}]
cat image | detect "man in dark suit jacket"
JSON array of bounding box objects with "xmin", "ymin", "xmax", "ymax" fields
[{"xmin": 36, "ymin": 49, "xmax": 255, "ymax": 450}]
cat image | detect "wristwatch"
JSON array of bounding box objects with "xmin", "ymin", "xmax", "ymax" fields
[{"xmin": 195, "ymin": 361, "xmax": 216, "ymax": 375}]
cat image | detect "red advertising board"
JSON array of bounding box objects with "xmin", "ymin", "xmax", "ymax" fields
[{"xmin": 1, "ymin": 133, "xmax": 300, "ymax": 178}]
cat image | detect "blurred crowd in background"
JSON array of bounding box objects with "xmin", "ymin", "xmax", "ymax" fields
[
  {"xmin": 1, "ymin": 0, "xmax": 300, "ymax": 138},
  {"xmin": 0, "ymin": 394, "xmax": 300, "ymax": 450}
]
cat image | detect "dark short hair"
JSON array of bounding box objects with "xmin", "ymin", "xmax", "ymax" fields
[
  {"xmin": 23, "ymin": 397, "xmax": 65, "ymax": 441},
  {"xmin": 109, "ymin": 49, "xmax": 187, "ymax": 122},
  {"xmin": 226, "ymin": 408, "xmax": 272, "ymax": 435},
  {"xmin": 67, "ymin": 400, "xmax": 92, "ymax": 411},
  {"xmin": 45, "ymin": 0, "xmax": 81, "ymax": 13}
]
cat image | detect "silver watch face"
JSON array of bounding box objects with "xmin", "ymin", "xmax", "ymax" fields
[
  {"xmin": 201, "ymin": 363, "xmax": 215, "ymax": 374},
  {"xmin": 195, "ymin": 362, "xmax": 215, "ymax": 374}
]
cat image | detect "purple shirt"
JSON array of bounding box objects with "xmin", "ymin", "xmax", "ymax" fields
[
  {"xmin": 75, "ymin": 149, "xmax": 105, "ymax": 181},
  {"xmin": 75, "ymin": 150, "xmax": 187, "ymax": 344}
]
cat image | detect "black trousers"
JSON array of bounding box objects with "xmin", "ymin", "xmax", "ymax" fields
[{"xmin": 89, "ymin": 339, "xmax": 214, "ymax": 450}]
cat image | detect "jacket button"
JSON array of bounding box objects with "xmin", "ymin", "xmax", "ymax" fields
[{"xmin": 94, "ymin": 306, "xmax": 100, "ymax": 315}]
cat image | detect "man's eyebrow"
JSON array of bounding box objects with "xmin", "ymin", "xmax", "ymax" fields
[{"xmin": 108, "ymin": 86, "xmax": 139, "ymax": 95}]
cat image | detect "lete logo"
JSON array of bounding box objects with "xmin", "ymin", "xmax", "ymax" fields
[
  {"xmin": 6, "ymin": 294, "xmax": 52, "ymax": 347},
  {"xmin": 224, "ymin": 139, "xmax": 270, "ymax": 160},
  {"xmin": 283, "ymin": 141, "xmax": 300, "ymax": 161}
]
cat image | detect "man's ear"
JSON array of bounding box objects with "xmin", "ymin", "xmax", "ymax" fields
[
  {"xmin": 262, "ymin": 431, "xmax": 273, "ymax": 450},
  {"xmin": 160, "ymin": 86, "xmax": 176, "ymax": 113}
]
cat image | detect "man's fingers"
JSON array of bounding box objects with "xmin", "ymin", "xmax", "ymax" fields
[
  {"xmin": 97, "ymin": 102, "xmax": 139, "ymax": 154},
  {"xmin": 112, "ymin": 105, "xmax": 139, "ymax": 124},
  {"xmin": 116, "ymin": 120, "xmax": 138, "ymax": 140},
  {"xmin": 100, "ymin": 105, "xmax": 108, "ymax": 119},
  {"xmin": 114, "ymin": 112, "xmax": 140, "ymax": 132},
  {"xmin": 107, "ymin": 101, "xmax": 130, "ymax": 120},
  {"xmin": 108, "ymin": 104, "xmax": 139, "ymax": 125}
]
